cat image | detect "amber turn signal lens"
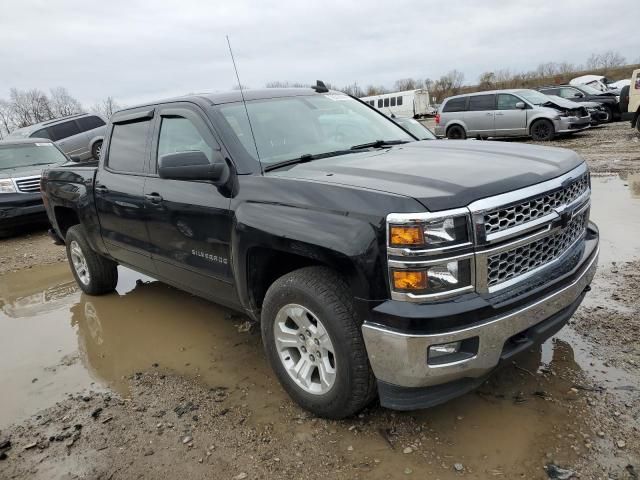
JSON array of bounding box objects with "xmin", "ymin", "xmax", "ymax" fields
[
  {"xmin": 390, "ymin": 226, "xmax": 424, "ymax": 246},
  {"xmin": 392, "ymin": 270, "xmax": 428, "ymax": 291}
]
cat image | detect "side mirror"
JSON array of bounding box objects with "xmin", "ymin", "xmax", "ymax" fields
[
  {"xmin": 158, "ymin": 151, "xmax": 228, "ymax": 184},
  {"xmin": 69, "ymin": 155, "xmax": 82, "ymax": 162},
  {"xmin": 515, "ymin": 102, "xmax": 526, "ymax": 109},
  {"xmin": 573, "ymin": 92, "xmax": 584, "ymax": 98}
]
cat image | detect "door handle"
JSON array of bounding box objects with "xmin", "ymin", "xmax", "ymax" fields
[
  {"xmin": 495, "ymin": 113, "xmax": 504, "ymax": 116},
  {"xmin": 95, "ymin": 185, "xmax": 109, "ymax": 194},
  {"xmin": 145, "ymin": 193, "xmax": 163, "ymax": 204},
  {"xmin": 486, "ymin": 112, "xmax": 494, "ymax": 116}
]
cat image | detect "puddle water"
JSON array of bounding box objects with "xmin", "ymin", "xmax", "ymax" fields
[
  {"xmin": 590, "ymin": 175, "xmax": 640, "ymax": 264},
  {"xmin": 0, "ymin": 174, "xmax": 638, "ymax": 477}
]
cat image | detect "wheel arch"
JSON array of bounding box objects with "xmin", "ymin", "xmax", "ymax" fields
[{"xmin": 232, "ymin": 202, "xmax": 386, "ymax": 319}]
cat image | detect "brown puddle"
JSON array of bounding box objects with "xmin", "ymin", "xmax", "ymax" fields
[{"xmin": 0, "ymin": 174, "xmax": 638, "ymax": 477}]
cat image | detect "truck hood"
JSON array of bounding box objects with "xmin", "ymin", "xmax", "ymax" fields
[
  {"xmin": 0, "ymin": 164, "xmax": 53, "ymax": 180},
  {"xmin": 267, "ymin": 141, "xmax": 584, "ymax": 211}
]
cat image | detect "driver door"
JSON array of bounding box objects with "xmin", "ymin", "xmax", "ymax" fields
[{"xmin": 143, "ymin": 103, "xmax": 237, "ymax": 305}]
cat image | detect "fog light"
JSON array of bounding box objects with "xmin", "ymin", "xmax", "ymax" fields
[{"xmin": 429, "ymin": 341, "xmax": 461, "ymax": 359}]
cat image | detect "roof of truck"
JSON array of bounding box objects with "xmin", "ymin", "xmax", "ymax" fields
[{"xmin": 111, "ymin": 88, "xmax": 345, "ymax": 117}]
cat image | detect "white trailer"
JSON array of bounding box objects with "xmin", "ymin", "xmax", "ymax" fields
[{"xmin": 360, "ymin": 89, "xmax": 435, "ymax": 118}]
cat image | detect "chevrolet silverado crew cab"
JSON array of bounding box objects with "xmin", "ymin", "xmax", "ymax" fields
[{"xmin": 41, "ymin": 86, "xmax": 599, "ymax": 419}]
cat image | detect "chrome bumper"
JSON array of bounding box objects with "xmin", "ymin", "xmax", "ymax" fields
[{"xmin": 362, "ymin": 246, "xmax": 598, "ymax": 388}]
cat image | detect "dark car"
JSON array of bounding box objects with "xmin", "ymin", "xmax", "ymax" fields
[
  {"xmin": 537, "ymin": 84, "xmax": 621, "ymax": 122},
  {"xmin": 41, "ymin": 87, "xmax": 599, "ymax": 418},
  {"xmin": 0, "ymin": 138, "xmax": 68, "ymax": 236}
]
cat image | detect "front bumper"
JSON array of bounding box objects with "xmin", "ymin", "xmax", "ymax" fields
[
  {"xmin": 0, "ymin": 192, "xmax": 46, "ymax": 229},
  {"xmin": 362, "ymin": 226, "xmax": 598, "ymax": 409},
  {"xmin": 555, "ymin": 116, "xmax": 591, "ymax": 133}
]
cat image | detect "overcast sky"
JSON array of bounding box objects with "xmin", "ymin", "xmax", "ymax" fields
[{"xmin": 1, "ymin": 0, "xmax": 638, "ymax": 107}]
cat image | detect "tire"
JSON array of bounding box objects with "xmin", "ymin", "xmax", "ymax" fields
[
  {"xmin": 261, "ymin": 266, "xmax": 376, "ymax": 419},
  {"xmin": 91, "ymin": 140, "xmax": 103, "ymax": 160},
  {"xmin": 65, "ymin": 225, "xmax": 118, "ymax": 295},
  {"xmin": 530, "ymin": 119, "xmax": 555, "ymax": 141},
  {"xmin": 446, "ymin": 125, "xmax": 467, "ymax": 140},
  {"xmin": 602, "ymin": 105, "xmax": 613, "ymax": 123}
]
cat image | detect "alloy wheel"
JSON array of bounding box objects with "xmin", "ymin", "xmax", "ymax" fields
[{"xmin": 273, "ymin": 303, "xmax": 337, "ymax": 395}]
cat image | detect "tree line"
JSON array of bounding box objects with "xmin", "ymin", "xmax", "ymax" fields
[
  {"xmin": 264, "ymin": 50, "xmax": 636, "ymax": 103},
  {"xmin": 0, "ymin": 87, "xmax": 120, "ymax": 140}
]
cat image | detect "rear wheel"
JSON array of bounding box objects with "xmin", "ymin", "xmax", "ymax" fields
[
  {"xmin": 65, "ymin": 225, "xmax": 118, "ymax": 295},
  {"xmin": 446, "ymin": 125, "xmax": 467, "ymax": 140},
  {"xmin": 92, "ymin": 140, "xmax": 103, "ymax": 160},
  {"xmin": 530, "ymin": 119, "xmax": 555, "ymax": 141},
  {"xmin": 261, "ymin": 266, "xmax": 376, "ymax": 419}
]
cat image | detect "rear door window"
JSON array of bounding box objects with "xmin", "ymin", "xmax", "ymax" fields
[
  {"xmin": 76, "ymin": 115, "xmax": 106, "ymax": 132},
  {"xmin": 468, "ymin": 94, "xmax": 496, "ymax": 111},
  {"xmin": 49, "ymin": 120, "xmax": 82, "ymax": 141},
  {"xmin": 107, "ymin": 119, "xmax": 152, "ymax": 173},
  {"xmin": 443, "ymin": 97, "xmax": 466, "ymax": 112}
]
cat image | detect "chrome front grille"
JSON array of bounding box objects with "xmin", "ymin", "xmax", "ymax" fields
[
  {"xmin": 483, "ymin": 172, "xmax": 589, "ymax": 235},
  {"xmin": 15, "ymin": 176, "xmax": 41, "ymax": 193},
  {"xmin": 486, "ymin": 210, "xmax": 588, "ymax": 287}
]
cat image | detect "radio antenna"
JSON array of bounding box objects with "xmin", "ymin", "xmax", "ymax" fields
[{"xmin": 226, "ymin": 35, "xmax": 262, "ymax": 171}]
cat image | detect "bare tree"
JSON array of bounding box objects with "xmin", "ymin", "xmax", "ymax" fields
[
  {"xmin": 9, "ymin": 88, "xmax": 53, "ymax": 127},
  {"xmin": 0, "ymin": 100, "xmax": 13, "ymax": 139},
  {"xmin": 394, "ymin": 78, "xmax": 419, "ymax": 91},
  {"xmin": 586, "ymin": 50, "xmax": 626, "ymax": 73},
  {"xmin": 265, "ymin": 81, "xmax": 310, "ymax": 88},
  {"xmin": 49, "ymin": 87, "xmax": 82, "ymax": 117},
  {"xmin": 91, "ymin": 96, "xmax": 121, "ymax": 119},
  {"xmin": 599, "ymin": 50, "xmax": 626, "ymax": 72},
  {"xmin": 340, "ymin": 82, "xmax": 365, "ymax": 97},
  {"xmin": 364, "ymin": 85, "xmax": 388, "ymax": 96},
  {"xmin": 478, "ymin": 71, "xmax": 496, "ymax": 90}
]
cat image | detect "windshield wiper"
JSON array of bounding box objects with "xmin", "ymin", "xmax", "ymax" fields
[
  {"xmin": 349, "ymin": 139, "xmax": 410, "ymax": 150},
  {"xmin": 263, "ymin": 149, "xmax": 355, "ymax": 172}
]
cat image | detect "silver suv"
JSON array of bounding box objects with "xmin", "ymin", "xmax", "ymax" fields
[
  {"xmin": 434, "ymin": 89, "xmax": 590, "ymax": 141},
  {"xmin": 7, "ymin": 113, "xmax": 106, "ymax": 160}
]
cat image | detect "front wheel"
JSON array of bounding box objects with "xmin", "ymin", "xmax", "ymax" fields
[
  {"xmin": 602, "ymin": 106, "xmax": 613, "ymax": 123},
  {"xmin": 65, "ymin": 225, "xmax": 118, "ymax": 295},
  {"xmin": 261, "ymin": 266, "xmax": 376, "ymax": 419},
  {"xmin": 530, "ymin": 119, "xmax": 555, "ymax": 141}
]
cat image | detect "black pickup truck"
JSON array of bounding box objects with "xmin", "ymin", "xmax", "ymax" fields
[{"xmin": 41, "ymin": 87, "xmax": 599, "ymax": 418}]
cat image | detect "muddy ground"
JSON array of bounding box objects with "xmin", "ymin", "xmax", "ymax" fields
[{"xmin": 1, "ymin": 123, "xmax": 639, "ymax": 479}]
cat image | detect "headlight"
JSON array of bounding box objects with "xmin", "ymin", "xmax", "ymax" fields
[
  {"xmin": 391, "ymin": 258, "xmax": 473, "ymax": 296},
  {"xmin": 388, "ymin": 212, "xmax": 470, "ymax": 249},
  {"xmin": 0, "ymin": 179, "xmax": 16, "ymax": 194},
  {"xmin": 387, "ymin": 209, "xmax": 474, "ymax": 300}
]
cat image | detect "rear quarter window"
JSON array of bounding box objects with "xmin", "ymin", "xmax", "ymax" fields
[
  {"xmin": 76, "ymin": 116, "xmax": 106, "ymax": 132},
  {"xmin": 442, "ymin": 97, "xmax": 467, "ymax": 112},
  {"xmin": 49, "ymin": 120, "xmax": 81, "ymax": 141},
  {"xmin": 107, "ymin": 120, "xmax": 152, "ymax": 173}
]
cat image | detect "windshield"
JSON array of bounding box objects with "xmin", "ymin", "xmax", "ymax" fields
[
  {"xmin": 216, "ymin": 94, "xmax": 413, "ymax": 165},
  {"xmin": 393, "ymin": 118, "xmax": 436, "ymax": 140},
  {"xmin": 515, "ymin": 90, "xmax": 552, "ymax": 106},
  {"xmin": 0, "ymin": 143, "xmax": 66, "ymax": 170}
]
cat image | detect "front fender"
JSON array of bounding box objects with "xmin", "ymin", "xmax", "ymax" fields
[{"xmin": 232, "ymin": 201, "xmax": 387, "ymax": 312}]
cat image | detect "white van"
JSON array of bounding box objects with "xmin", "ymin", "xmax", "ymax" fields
[{"xmin": 361, "ymin": 89, "xmax": 435, "ymax": 118}]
